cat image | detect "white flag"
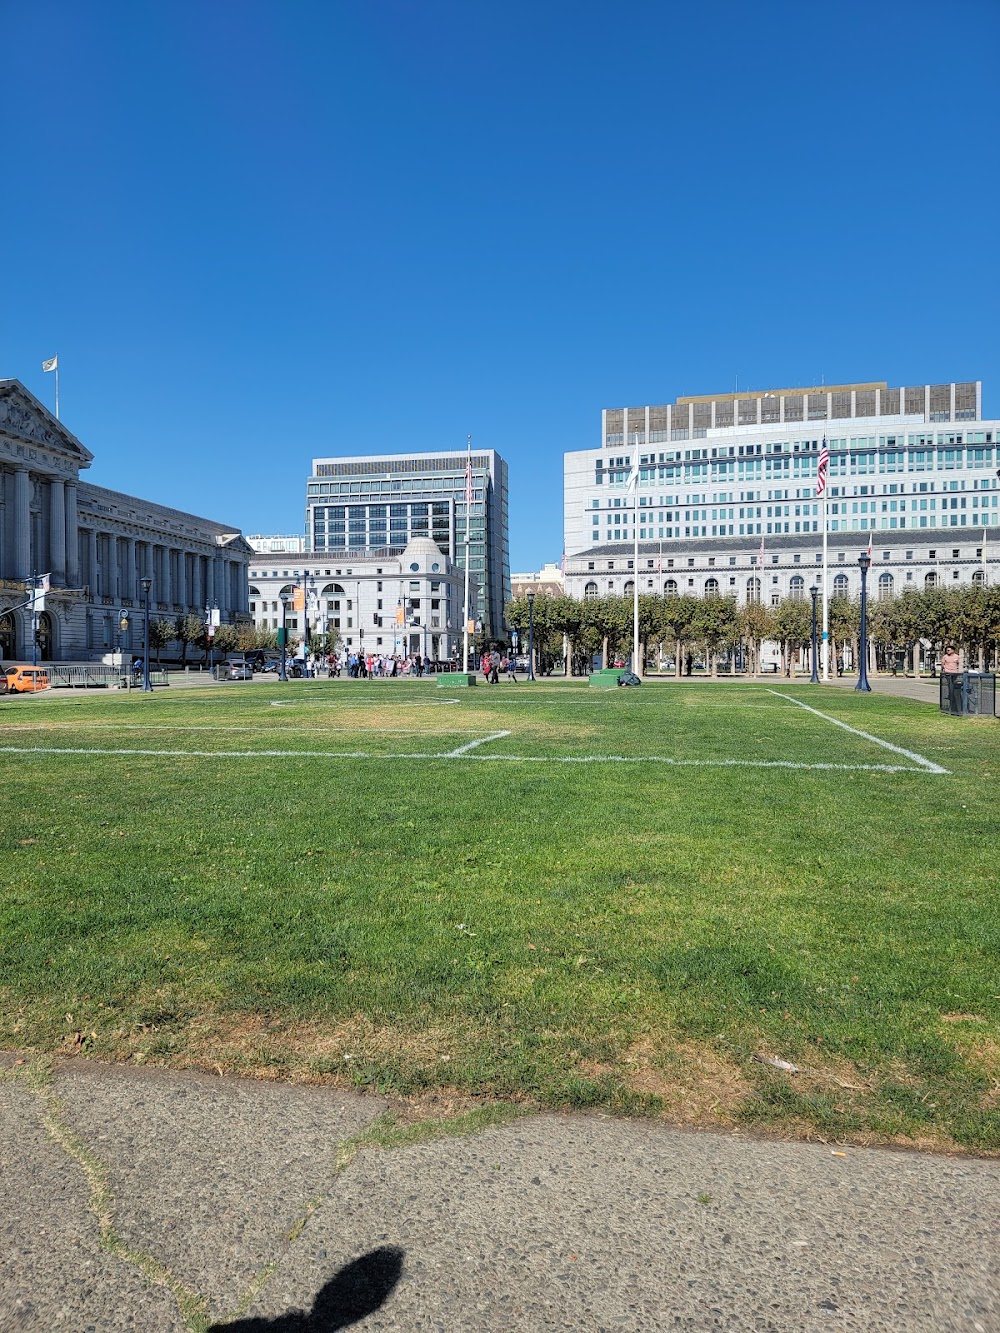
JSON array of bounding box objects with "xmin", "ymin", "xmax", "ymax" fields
[
  {"xmin": 626, "ymin": 436, "xmax": 640, "ymax": 492},
  {"xmin": 42, "ymin": 356, "xmax": 58, "ymax": 373}
]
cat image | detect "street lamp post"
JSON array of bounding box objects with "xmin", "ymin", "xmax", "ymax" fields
[
  {"xmin": 279, "ymin": 591, "xmax": 290, "ymax": 681},
  {"xmin": 809, "ymin": 584, "xmax": 819, "ymax": 684},
  {"xmin": 856, "ymin": 554, "xmax": 872, "ymax": 692},
  {"xmin": 527, "ymin": 590, "xmax": 535, "ymax": 682},
  {"xmin": 140, "ymin": 577, "xmax": 153, "ymax": 692}
]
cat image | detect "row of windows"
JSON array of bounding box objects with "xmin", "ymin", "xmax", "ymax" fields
[
  {"xmin": 583, "ymin": 543, "xmax": 987, "ymax": 573},
  {"xmin": 582, "ymin": 570, "xmax": 982, "ymax": 600}
]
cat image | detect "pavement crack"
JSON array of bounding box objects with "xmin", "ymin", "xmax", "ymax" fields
[
  {"xmin": 220, "ymin": 1104, "xmax": 533, "ymax": 1324},
  {"xmin": 6, "ymin": 1060, "xmax": 214, "ymax": 1333}
]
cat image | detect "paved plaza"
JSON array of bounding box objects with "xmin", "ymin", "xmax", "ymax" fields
[{"xmin": 1, "ymin": 1056, "xmax": 997, "ymax": 1332}]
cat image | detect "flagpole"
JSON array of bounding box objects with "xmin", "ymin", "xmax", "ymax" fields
[
  {"xmin": 821, "ymin": 494, "xmax": 829, "ymax": 680},
  {"xmin": 462, "ymin": 435, "xmax": 472, "ymax": 674},
  {"xmin": 633, "ymin": 432, "xmax": 640, "ymax": 675},
  {"xmin": 54, "ymin": 363, "xmax": 60, "ymax": 420}
]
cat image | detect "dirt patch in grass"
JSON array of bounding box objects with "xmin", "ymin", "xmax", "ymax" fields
[
  {"xmin": 579, "ymin": 1037, "xmax": 752, "ymax": 1127},
  {"xmin": 170, "ymin": 1009, "xmax": 468, "ymax": 1083}
]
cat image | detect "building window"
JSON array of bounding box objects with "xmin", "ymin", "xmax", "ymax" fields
[{"xmin": 584, "ymin": 581, "xmax": 598, "ymax": 599}]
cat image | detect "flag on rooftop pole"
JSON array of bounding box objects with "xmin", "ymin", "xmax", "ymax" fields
[
  {"xmin": 867, "ymin": 529, "xmax": 873, "ymax": 560},
  {"xmin": 42, "ymin": 355, "xmax": 60, "ymax": 419}
]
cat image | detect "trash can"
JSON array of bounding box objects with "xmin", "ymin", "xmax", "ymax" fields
[{"xmin": 939, "ymin": 672, "xmax": 996, "ymax": 716}]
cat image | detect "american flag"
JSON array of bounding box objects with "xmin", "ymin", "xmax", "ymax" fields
[
  {"xmin": 757, "ymin": 533, "xmax": 764, "ymax": 569},
  {"xmin": 816, "ymin": 436, "xmax": 829, "ymax": 497},
  {"xmin": 867, "ymin": 529, "xmax": 873, "ymax": 559}
]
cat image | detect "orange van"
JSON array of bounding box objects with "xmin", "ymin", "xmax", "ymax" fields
[{"xmin": 4, "ymin": 666, "xmax": 51, "ymax": 693}]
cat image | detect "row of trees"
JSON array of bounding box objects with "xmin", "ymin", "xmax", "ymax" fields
[
  {"xmin": 144, "ymin": 618, "xmax": 328, "ymax": 666},
  {"xmin": 505, "ymin": 586, "xmax": 1000, "ymax": 676}
]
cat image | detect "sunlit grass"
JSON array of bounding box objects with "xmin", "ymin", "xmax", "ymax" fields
[{"xmin": 1, "ymin": 678, "xmax": 997, "ymax": 1151}]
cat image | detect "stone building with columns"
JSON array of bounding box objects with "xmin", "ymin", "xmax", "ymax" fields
[{"xmin": 0, "ymin": 379, "xmax": 252, "ymax": 663}]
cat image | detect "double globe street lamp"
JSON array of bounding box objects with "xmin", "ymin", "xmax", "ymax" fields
[{"xmin": 856, "ymin": 553, "xmax": 872, "ymax": 692}]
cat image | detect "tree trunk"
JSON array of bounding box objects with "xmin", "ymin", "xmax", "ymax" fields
[
  {"xmin": 602, "ymin": 635, "xmax": 609, "ymax": 670},
  {"xmin": 674, "ymin": 640, "xmax": 682, "ymax": 680},
  {"xmin": 912, "ymin": 641, "xmax": 920, "ymax": 676},
  {"xmin": 710, "ymin": 650, "xmax": 718, "ymax": 679}
]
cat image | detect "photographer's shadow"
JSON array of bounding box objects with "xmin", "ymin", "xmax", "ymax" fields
[{"xmin": 208, "ymin": 1245, "xmax": 404, "ymax": 1331}]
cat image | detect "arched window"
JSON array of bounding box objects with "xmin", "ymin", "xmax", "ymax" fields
[
  {"xmin": 972, "ymin": 569, "xmax": 985, "ymax": 587},
  {"xmin": 746, "ymin": 577, "xmax": 760, "ymax": 601},
  {"xmin": 789, "ymin": 575, "xmax": 805, "ymax": 600},
  {"xmin": 833, "ymin": 573, "xmax": 849, "ymax": 596},
  {"xmin": 878, "ymin": 572, "xmax": 894, "ymax": 600},
  {"xmin": 623, "ymin": 580, "xmax": 635, "ymax": 596},
  {"xmin": 925, "ymin": 571, "xmax": 938, "ymax": 590},
  {"xmin": 704, "ymin": 577, "xmax": 719, "ymax": 595},
  {"xmin": 321, "ymin": 582, "xmax": 346, "ymax": 597},
  {"xmin": 664, "ymin": 578, "xmax": 678, "ymax": 597},
  {"xmin": 584, "ymin": 581, "xmax": 598, "ymax": 600},
  {"xmin": 248, "ymin": 586, "xmax": 261, "ymax": 599}
]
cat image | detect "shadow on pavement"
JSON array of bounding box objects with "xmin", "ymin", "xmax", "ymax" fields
[{"xmin": 208, "ymin": 1246, "xmax": 405, "ymax": 1331}]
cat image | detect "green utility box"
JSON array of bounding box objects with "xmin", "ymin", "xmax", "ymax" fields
[
  {"xmin": 589, "ymin": 669, "xmax": 622, "ymax": 688},
  {"xmin": 439, "ymin": 672, "xmax": 477, "ymax": 687}
]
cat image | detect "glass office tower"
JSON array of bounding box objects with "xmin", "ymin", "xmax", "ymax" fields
[{"xmin": 305, "ymin": 449, "xmax": 510, "ymax": 640}]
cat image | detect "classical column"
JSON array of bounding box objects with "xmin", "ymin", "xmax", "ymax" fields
[
  {"xmin": 125, "ymin": 538, "xmax": 137, "ymax": 601},
  {"xmin": 65, "ymin": 482, "xmax": 79, "ymax": 587},
  {"xmin": 13, "ymin": 467, "xmax": 31, "ymax": 581},
  {"xmin": 87, "ymin": 529, "xmax": 99, "ymax": 598},
  {"xmin": 49, "ymin": 478, "xmax": 66, "ymax": 586},
  {"xmin": 203, "ymin": 554, "xmax": 214, "ymax": 610},
  {"xmin": 213, "ymin": 556, "xmax": 226, "ymax": 613},
  {"xmin": 176, "ymin": 550, "xmax": 188, "ymax": 610},
  {"xmin": 160, "ymin": 546, "xmax": 172, "ymax": 607}
]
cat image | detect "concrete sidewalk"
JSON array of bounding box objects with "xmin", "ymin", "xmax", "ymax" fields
[{"xmin": 1, "ymin": 1058, "xmax": 996, "ymax": 1331}]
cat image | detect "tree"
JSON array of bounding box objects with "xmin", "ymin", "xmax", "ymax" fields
[
  {"xmin": 148, "ymin": 618, "xmax": 175, "ymax": 668},
  {"xmin": 212, "ymin": 624, "xmax": 240, "ymax": 656},
  {"xmin": 175, "ymin": 614, "xmax": 207, "ymax": 667},
  {"xmin": 771, "ymin": 598, "xmax": 812, "ymax": 676},
  {"xmin": 692, "ymin": 596, "xmax": 739, "ymax": 677},
  {"xmin": 738, "ymin": 601, "xmax": 774, "ymax": 676}
]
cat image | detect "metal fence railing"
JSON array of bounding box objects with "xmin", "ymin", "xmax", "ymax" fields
[{"xmin": 46, "ymin": 665, "xmax": 170, "ymax": 690}]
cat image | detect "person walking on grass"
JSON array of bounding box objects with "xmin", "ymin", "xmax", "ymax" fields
[{"xmin": 504, "ymin": 653, "xmax": 518, "ymax": 682}]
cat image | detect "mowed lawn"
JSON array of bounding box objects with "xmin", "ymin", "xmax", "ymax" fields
[{"xmin": 1, "ymin": 678, "xmax": 997, "ymax": 1152}]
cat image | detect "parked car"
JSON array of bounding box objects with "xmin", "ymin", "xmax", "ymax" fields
[
  {"xmin": 214, "ymin": 656, "xmax": 253, "ymax": 681},
  {"xmin": 262, "ymin": 658, "xmax": 281, "ymax": 673},
  {"xmin": 5, "ymin": 665, "xmax": 51, "ymax": 693}
]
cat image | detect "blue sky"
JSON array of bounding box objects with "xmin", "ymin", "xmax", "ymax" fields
[{"xmin": 4, "ymin": 0, "xmax": 998, "ymax": 571}]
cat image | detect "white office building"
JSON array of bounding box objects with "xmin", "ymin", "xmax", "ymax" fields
[
  {"xmin": 247, "ymin": 536, "xmax": 471, "ymax": 662},
  {"xmin": 564, "ymin": 380, "xmax": 998, "ymax": 602}
]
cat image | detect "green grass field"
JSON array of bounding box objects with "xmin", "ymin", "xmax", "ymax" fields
[{"xmin": 1, "ymin": 678, "xmax": 997, "ymax": 1152}]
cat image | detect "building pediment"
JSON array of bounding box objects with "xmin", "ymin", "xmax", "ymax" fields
[
  {"xmin": 216, "ymin": 533, "xmax": 254, "ymax": 557},
  {"xmin": 0, "ymin": 380, "xmax": 94, "ymax": 471}
]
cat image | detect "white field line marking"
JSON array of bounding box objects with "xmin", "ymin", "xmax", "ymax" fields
[
  {"xmin": 269, "ymin": 698, "xmax": 459, "ymax": 708},
  {"xmin": 0, "ymin": 723, "xmax": 491, "ymax": 736},
  {"xmin": 0, "ymin": 745, "xmax": 938, "ymax": 773},
  {"xmin": 444, "ymin": 730, "xmax": 511, "ymax": 756},
  {"xmin": 766, "ymin": 690, "xmax": 950, "ymax": 775}
]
